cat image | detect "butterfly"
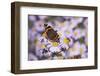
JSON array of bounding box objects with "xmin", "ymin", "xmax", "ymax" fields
[{"xmin": 42, "ymin": 24, "xmax": 60, "ymax": 43}]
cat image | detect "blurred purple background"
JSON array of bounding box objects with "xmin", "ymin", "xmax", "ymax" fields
[{"xmin": 28, "ymin": 15, "xmax": 88, "ymax": 61}]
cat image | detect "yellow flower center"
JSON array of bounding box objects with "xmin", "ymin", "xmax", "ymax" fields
[
  {"xmin": 52, "ymin": 42, "xmax": 59, "ymax": 47},
  {"xmin": 80, "ymin": 48, "xmax": 83, "ymax": 54},
  {"xmin": 42, "ymin": 44, "xmax": 46, "ymax": 48},
  {"xmin": 74, "ymin": 32, "xmax": 78, "ymax": 36},
  {"xmin": 63, "ymin": 38, "xmax": 70, "ymax": 44},
  {"xmin": 66, "ymin": 31, "xmax": 70, "ymax": 34}
]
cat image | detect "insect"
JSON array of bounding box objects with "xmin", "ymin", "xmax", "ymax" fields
[{"xmin": 42, "ymin": 24, "xmax": 60, "ymax": 43}]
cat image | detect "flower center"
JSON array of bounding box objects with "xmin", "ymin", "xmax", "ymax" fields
[
  {"xmin": 63, "ymin": 38, "xmax": 70, "ymax": 44},
  {"xmin": 74, "ymin": 32, "xmax": 78, "ymax": 36},
  {"xmin": 52, "ymin": 42, "xmax": 59, "ymax": 47}
]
